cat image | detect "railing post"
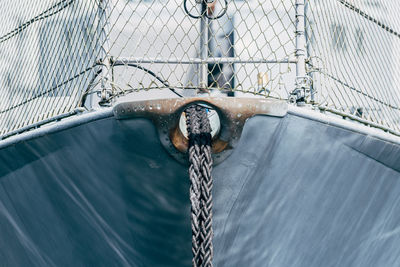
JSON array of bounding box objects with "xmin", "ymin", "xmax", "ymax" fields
[
  {"xmin": 292, "ymin": 0, "xmax": 311, "ymax": 105},
  {"xmin": 199, "ymin": 0, "xmax": 209, "ymax": 90},
  {"xmin": 98, "ymin": 0, "xmax": 113, "ymax": 107}
]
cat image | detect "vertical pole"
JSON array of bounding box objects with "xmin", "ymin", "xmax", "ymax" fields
[
  {"xmin": 294, "ymin": 0, "xmax": 309, "ymax": 105},
  {"xmin": 97, "ymin": 0, "xmax": 113, "ymax": 107},
  {"xmin": 304, "ymin": 0, "xmax": 314, "ymax": 103},
  {"xmin": 199, "ymin": 1, "xmax": 209, "ymax": 89},
  {"xmin": 295, "ymin": 0, "xmax": 306, "ymax": 79}
]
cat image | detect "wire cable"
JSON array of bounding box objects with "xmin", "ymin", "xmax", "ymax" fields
[
  {"xmin": 0, "ymin": 64, "xmax": 96, "ymax": 114},
  {"xmin": 0, "ymin": 0, "xmax": 75, "ymax": 44},
  {"xmin": 337, "ymin": 0, "xmax": 400, "ymax": 39},
  {"xmin": 112, "ymin": 61, "xmax": 183, "ymax": 97}
]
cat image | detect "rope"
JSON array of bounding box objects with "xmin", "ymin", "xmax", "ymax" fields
[{"xmin": 186, "ymin": 105, "xmax": 214, "ymax": 267}]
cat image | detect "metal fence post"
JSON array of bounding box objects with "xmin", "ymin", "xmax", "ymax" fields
[
  {"xmin": 97, "ymin": 0, "xmax": 113, "ymax": 107},
  {"xmin": 199, "ymin": 1, "xmax": 209, "ymax": 90},
  {"xmin": 292, "ymin": 0, "xmax": 311, "ymax": 105}
]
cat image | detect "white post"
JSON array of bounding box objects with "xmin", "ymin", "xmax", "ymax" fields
[
  {"xmin": 96, "ymin": 0, "xmax": 113, "ymax": 107},
  {"xmin": 199, "ymin": 1, "xmax": 209, "ymax": 90},
  {"xmin": 293, "ymin": 0, "xmax": 310, "ymax": 105},
  {"xmin": 295, "ymin": 0, "xmax": 306, "ymax": 79}
]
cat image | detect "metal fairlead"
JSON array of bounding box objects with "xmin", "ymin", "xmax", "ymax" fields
[{"xmin": 113, "ymin": 97, "xmax": 287, "ymax": 164}]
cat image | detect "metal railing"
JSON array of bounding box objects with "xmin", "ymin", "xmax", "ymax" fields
[
  {"xmin": 305, "ymin": 0, "xmax": 400, "ymax": 134},
  {"xmin": 100, "ymin": 0, "xmax": 296, "ymax": 98}
]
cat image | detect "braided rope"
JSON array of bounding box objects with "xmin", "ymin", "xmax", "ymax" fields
[{"xmin": 186, "ymin": 105, "xmax": 214, "ymax": 267}]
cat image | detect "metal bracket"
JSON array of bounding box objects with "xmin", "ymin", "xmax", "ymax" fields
[
  {"xmin": 290, "ymin": 76, "xmax": 312, "ymax": 105},
  {"xmin": 113, "ymin": 97, "xmax": 287, "ymax": 164},
  {"xmin": 98, "ymin": 89, "xmax": 113, "ymax": 106},
  {"xmin": 98, "ymin": 56, "xmax": 114, "ymax": 106},
  {"xmin": 184, "ymin": 0, "xmax": 228, "ymax": 20}
]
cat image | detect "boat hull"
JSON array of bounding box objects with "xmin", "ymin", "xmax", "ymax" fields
[{"xmin": 0, "ymin": 106, "xmax": 399, "ymax": 266}]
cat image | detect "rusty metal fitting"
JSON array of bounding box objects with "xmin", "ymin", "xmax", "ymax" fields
[{"xmin": 113, "ymin": 97, "xmax": 287, "ymax": 164}]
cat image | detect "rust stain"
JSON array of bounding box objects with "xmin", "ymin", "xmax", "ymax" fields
[{"xmin": 113, "ymin": 97, "xmax": 287, "ymax": 163}]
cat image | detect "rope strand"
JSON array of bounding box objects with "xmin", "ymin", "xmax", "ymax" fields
[{"xmin": 186, "ymin": 105, "xmax": 214, "ymax": 267}]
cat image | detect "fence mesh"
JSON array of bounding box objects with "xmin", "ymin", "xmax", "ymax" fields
[
  {"xmin": 0, "ymin": 0, "xmax": 105, "ymax": 136},
  {"xmin": 0, "ymin": 0, "xmax": 399, "ymax": 137},
  {"xmin": 104, "ymin": 0, "xmax": 296, "ymax": 98},
  {"xmin": 306, "ymin": 0, "xmax": 400, "ymax": 133}
]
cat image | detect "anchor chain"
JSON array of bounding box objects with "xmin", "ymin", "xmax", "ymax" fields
[{"xmin": 185, "ymin": 105, "xmax": 214, "ymax": 267}]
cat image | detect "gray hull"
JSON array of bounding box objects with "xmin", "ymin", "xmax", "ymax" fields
[{"xmin": 0, "ymin": 102, "xmax": 399, "ymax": 266}]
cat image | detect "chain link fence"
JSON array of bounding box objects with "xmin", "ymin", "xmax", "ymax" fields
[
  {"xmin": 103, "ymin": 0, "xmax": 296, "ymax": 99},
  {"xmin": 0, "ymin": 0, "xmax": 105, "ymax": 137},
  {"xmin": 0, "ymin": 0, "xmax": 399, "ymax": 137},
  {"xmin": 305, "ymin": 0, "xmax": 400, "ymax": 134}
]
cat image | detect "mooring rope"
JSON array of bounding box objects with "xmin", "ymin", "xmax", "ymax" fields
[{"xmin": 185, "ymin": 105, "xmax": 214, "ymax": 267}]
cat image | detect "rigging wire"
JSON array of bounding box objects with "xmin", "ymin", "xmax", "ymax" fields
[
  {"xmin": 336, "ymin": 0, "xmax": 400, "ymax": 39},
  {"xmin": 307, "ymin": 63, "xmax": 400, "ymax": 111},
  {"xmin": 111, "ymin": 61, "xmax": 183, "ymax": 97},
  {"xmin": 2, "ymin": 58, "xmax": 185, "ymax": 112},
  {"xmin": 0, "ymin": 64, "xmax": 97, "ymax": 114},
  {"xmin": 0, "ymin": 0, "xmax": 75, "ymax": 44}
]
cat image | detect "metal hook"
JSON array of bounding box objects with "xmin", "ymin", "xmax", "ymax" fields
[{"xmin": 183, "ymin": 0, "xmax": 228, "ymax": 20}]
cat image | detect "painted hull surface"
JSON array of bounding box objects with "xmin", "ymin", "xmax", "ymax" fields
[{"xmin": 0, "ymin": 110, "xmax": 399, "ymax": 266}]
